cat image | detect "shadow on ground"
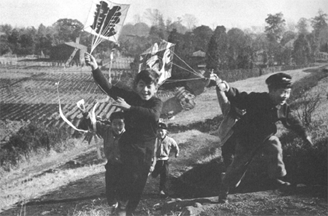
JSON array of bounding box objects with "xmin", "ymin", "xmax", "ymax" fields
[{"xmin": 172, "ymin": 156, "xmax": 328, "ymax": 200}]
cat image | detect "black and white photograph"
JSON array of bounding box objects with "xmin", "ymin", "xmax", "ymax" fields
[{"xmin": 0, "ymin": 0, "xmax": 327, "ymax": 215}]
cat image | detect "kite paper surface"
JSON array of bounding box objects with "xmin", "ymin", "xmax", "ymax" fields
[
  {"xmin": 84, "ymin": 0, "xmax": 130, "ymax": 43},
  {"xmin": 139, "ymin": 41, "xmax": 175, "ymax": 85}
]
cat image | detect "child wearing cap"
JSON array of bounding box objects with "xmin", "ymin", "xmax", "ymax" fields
[
  {"xmin": 85, "ymin": 54, "xmax": 163, "ymax": 216},
  {"xmin": 213, "ymin": 72, "xmax": 313, "ymax": 204},
  {"xmin": 151, "ymin": 122, "xmax": 179, "ymax": 196},
  {"xmin": 78, "ymin": 111, "xmax": 125, "ymax": 212}
]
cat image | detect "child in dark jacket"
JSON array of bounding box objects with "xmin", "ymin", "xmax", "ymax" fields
[
  {"xmin": 85, "ymin": 54, "xmax": 163, "ymax": 216},
  {"xmin": 79, "ymin": 111, "xmax": 125, "ymax": 211},
  {"xmin": 215, "ymin": 73, "xmax": 313, "ymax": 204}
]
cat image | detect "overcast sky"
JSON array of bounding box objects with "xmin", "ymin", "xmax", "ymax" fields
[{"xmin": 1, "ymin": 0, "xmax": 327, "ymax": 29}]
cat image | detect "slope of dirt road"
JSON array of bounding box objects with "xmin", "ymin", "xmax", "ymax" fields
[
  {"xmin": 1, "ymin": 65, "xmax": 328, "ymax": 216},
  {"xmin": 1, "ymin": 131, "xmax": 327, "ymax": 216}
]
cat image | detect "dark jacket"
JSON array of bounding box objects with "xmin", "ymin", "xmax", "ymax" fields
[
  {"xmin": 226, "ymin": 87, "xmax": 308, "ymax": 146},
  {"xmin": 92, "ymin": 68, "xmax": 163, "ymax": 162}
]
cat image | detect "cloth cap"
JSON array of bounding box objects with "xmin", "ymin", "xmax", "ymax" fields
[
  {"xmin": 265, "ymin": 73, "xmax": 292, "ymax": 89},
  {"xmin": 158, "ymin": 122, "xmax": 168, "ymax": 130}
]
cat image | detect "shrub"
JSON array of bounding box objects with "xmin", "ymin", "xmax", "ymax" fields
[
  {"xmin": 0, "ymin": 121, "xmax": 70, "ymax": 170},
  {"xmin": 282, "ymin": 124, "xmax": 327, "ymax": 186},
  {"xmin": 0, "ymin": 119, "xmax": 30, "ymax": 144},
  {"xmin": 294, "ymin": 93, "xmax": 322, "ymax": 127},
  {"xmin": 281, "ymin": 66, "xmax": 328, "ymax": 186},
  {"xmin": 289, "ymin": 66, "xmax": 328, "ymax": 103}
]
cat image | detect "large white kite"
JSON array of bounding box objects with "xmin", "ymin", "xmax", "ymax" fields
[{"xmin": 84, "ymin": 0, "xmax": 130, "ymax": 53}]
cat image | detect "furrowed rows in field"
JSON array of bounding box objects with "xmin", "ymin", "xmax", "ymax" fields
[{"xmin": 1, "ymin": 71, "xmax": 121, "ymax": 134}]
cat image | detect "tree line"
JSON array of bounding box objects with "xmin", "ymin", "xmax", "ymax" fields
[{"xmin": 0, "ymin": 9, "xmax": 327, "ymax": 75}]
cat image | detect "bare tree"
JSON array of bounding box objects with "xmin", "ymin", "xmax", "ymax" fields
[
  {"xmin": 133, "ymin": 14, "xmax": 142, "ymax": 24},
  {"xmin": 182, "ymin": 14, "xmax": 198, "ymax": 31},
  {"xmin": 143, "ymin": 8, "xmax": 164, "ymax": 26}
]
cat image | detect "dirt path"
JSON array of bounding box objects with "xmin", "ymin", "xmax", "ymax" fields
[
  {"xmin": 0, "ymin": 149, "xmax": 169, "ymax": 216},
  {"xmin": 2, "ymin": 153, "xmax": 327, "ymax": 216},
  {"xmin": 1, "ymin": 133, "xmax": 327, "ymax": 216}
]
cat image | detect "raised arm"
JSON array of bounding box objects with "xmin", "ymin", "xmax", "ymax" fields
[
  {"xmin": 85, "ymin": 53, "xmax": 130, "ymax": 100},
  {"xmin": 207, "ymin": 73, "xmax": 231, "ymax": 116},
  {"xmin": 216, "ymin": 85, "xmax": 231, "ymax": 116}
]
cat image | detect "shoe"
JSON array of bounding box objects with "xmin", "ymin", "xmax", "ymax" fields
[
  {"xmin": 112, "ymin": 202, "xmax": 118, "ymax": 209},
  {"xmin": 118, "ymin": 200, "xmax": 128, "ymax": 210},
  {"xmin": 273, "ymin": 178, "xmax": 291, "ymax": 188},
  {"xmin": 218, "ymin": 196, "xmax": 228, "ymax": 204},
  {"xmin": 107, "ymin": 206, "xmax": 116, "ymax": 214},
  {"xmin": 218, "ymin": 193, "xmax": 228, "ymax": 204},
  {"xmin": 117, "ymin": 201, "xmax": 128, "ymax": 216},
  {"xmin": 221, "ymin": 172, "xmax": 226, "ymax": 182},
  {"xmin": 110, "ymin": 202, "xmax": 118, "ymax": 213},
  {"xmin": 117, "ymin": 210, "xmax": 126, "ymax": 216}
]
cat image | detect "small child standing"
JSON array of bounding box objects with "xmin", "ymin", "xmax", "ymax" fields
[
  {"xmin": 151, "ymin": 122, "xmax": 179, "ymax": 196},
  {"xmin": 78, "ymin": 111, "xmax": 125, "ymax": 211},
  {"xmin": 101, "ymin": 112, "xmax": 125, "ymax": 210}
]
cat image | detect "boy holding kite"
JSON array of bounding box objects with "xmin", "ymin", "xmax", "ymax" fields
[
  {"xmin": 85, "ymin": 53, "xmax": 162, "ymax": 216},
  {"xmin": 211, "ymin": 73, "xmax": 313, "ymax": 204}
]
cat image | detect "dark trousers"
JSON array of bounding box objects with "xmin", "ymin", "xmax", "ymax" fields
[
  {"xmin": 220, "ymin": 135, "xmax": 286, "ymax": 198},
  {"xmin": 117, "ymin": 151, "xmax": 151, "ymax": 215},
  {"xmin": 105, "ymin": 161, "xmax": 122, "ymax": 206},
  {"xmin": 221, "ymin": 135, "xmax": 237, "ymax": 170},
  {"xmin": 151, "ymin": 160, "xmax": 169, "ymax": 191}
]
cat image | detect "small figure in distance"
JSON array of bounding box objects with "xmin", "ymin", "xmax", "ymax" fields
[{"xmin": 151, "ymin": 122, "xmax": 179, "ymax": 197}]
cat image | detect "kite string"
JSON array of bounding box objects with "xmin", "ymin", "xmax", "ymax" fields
[
  {"xmin": 171, "ymin": 62, "xmax": 198, "ymax": 75},
  {"xmin": 165, "ymin": 77, "xmax": 204, "ymax": 83},
  {"xmin": 172, "ymin": 52, "xmax": 204, "ymax": 78},
  {"xmin": 91, "ymin": 35, "xmax": 103, "ymax": 54}
]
